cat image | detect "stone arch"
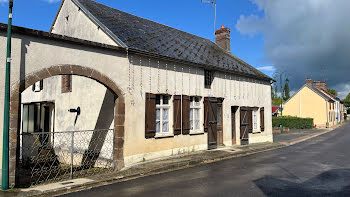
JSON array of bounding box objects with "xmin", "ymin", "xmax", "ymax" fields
[{"xmin": 9, "ymin": 64, "xmax": 125, "ymax": 186}]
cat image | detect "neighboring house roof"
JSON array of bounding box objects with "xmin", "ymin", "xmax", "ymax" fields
[
  {"xmin": 272, "ymin": 106, "xmax": 280, "ymax": 114},
  {"xmin": 61, "ymin": 0, "xmax": 272, "ymax": 81},
  {"xmin": 283, "ymin": 84, "xmax": 334, "ymax": 106}
]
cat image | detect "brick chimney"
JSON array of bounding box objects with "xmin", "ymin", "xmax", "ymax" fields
[
  {"xmin": 313, "ymin": 81, "xmax": 327, "ymax": 91},
  {"xmin": 215, "ymin": 25, "xmax": 231, "ymax": 52},
  {"xmin": 306, "ymin": 78, "xmax": 313, "ymax": 87}
]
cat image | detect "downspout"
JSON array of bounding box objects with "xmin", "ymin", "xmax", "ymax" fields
[{"xmin": 2, "ymin": 0, "xmax": 13, "ymax": 190}]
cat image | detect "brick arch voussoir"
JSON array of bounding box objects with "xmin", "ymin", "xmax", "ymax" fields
[{"xmin": 9, "ymin": 64, "xmax": 125, "ymax": 187}]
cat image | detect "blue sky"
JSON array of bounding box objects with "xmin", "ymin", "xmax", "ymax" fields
[{"xmin": 0, "ymin": 0, "xmax": 274, "ymax": 77}]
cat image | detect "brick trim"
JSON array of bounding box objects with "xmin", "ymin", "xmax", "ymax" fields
[{"xmin": 9, "ymin": 65, "xmax": 125, "ymax": 187}]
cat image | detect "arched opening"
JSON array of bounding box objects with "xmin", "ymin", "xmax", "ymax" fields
[{"xmin": 9, "ymin": 65, "xmax": 125, "ymax": 187}]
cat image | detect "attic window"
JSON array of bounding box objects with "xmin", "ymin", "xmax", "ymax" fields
[
  {"xmin": 62, "ymin": 75, "xmax": 72, "ymax": 93},
  {"xmin": 204, "ymin": 70, "xmax": 213, "ymax": 89},
  {"xmin": 65, "ymin": 16, "xmax": 69, "ymax": 23}
]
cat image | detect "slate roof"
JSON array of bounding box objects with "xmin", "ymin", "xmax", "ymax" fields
[{"xmin": 73, "ymin": 0, "xmax": 271, "ymax": 81}]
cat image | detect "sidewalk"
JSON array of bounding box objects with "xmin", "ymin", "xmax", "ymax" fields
[{"xmin": 1, "ymin": 122, "xmax": 346, "ymax": 197}]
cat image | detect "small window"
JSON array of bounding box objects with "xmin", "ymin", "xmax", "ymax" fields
[
  {"xmin": 204, "ymin": 70, "xmax": 213, "ymax": 88},
  {"xmin": 22, "ymin": 103, "xmax": 41, "ymax": 133},
  {"xmin": 253, "ymin": 110, "xmax": 257, "ymax": 130},
  {"xmin": 190, "ymin": 97, "xmax": 201, "ymax": 131},
  {"xmin": 32, "ymin": 80, "xmax": 43, "ymax": 92},
  {"xmin": 62, "ymin": 75, "xmax": 72, "ymax": 93},
  {"xmin": 156, "ymin": 95, "xmax": 170, "ymax": 134}
]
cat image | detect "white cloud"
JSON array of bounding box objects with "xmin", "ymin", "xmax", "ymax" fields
[
  {"xmin": 257, "ymin": 66, "xmax": 275, "ymax": 72},
  {"xmin": 42, "ymin": 0, "xmax": 60, "ymax": 3},
  {"xmin": 236, "ymin": 0, "xmax": 350, "ymax": 97}
]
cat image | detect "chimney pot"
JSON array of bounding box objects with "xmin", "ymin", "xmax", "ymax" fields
[
  {"xmin": 215, "ymin": 25, "xmax": 231, "ymax": 52},
  {"xmin": 306, "ymin": 78, "xmax": 312, "ymax": 87}
]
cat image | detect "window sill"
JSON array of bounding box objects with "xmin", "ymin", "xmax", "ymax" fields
[
  {"xmin": 190, "ymin": 131, "xmax": 205, "ymax": 136},
  {"xmin": 155, "ymin": 133, "xmax": 174, "ymax": 139}
]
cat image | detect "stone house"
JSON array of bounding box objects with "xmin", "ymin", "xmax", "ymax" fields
[{"xmin": 0, "ymin": 0, "xmax": 273, "ymax": 185}]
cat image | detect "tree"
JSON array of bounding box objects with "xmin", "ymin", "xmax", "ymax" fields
[
  {"xmin": 327, "ymin": 88, "xmax": 338, "ymax": 97},
  {"xmin": 343, "ymin": 93, "xmax": 350, "ymax": 107},
  {"xmin": 283, "ymin": 83, "xmax": 290, "ymax": 101}
]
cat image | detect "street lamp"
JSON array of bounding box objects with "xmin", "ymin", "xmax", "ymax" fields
[
  {"xmin": 274, "ymin": 71, "xmax": 289, "ymax": 134},
  {"xmin": 2, "ymin": 0, "xmax": 13, "ymax": 190}
]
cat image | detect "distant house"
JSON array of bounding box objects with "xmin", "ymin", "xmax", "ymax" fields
[
  {"xmin": 272, "ymin": 106, "xmax": 280, "ymax": 117},
  {"xmin": 282, "ymin": 79, "xmax": 344, "ymax": 128}
]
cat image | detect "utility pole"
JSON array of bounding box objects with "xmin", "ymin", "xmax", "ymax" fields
[
  {"xmin": 2, "ymin": 0, "xmax": 13, "ymax": 190},
  {"xmin": 201, "ymin": 0, "xmax": 217, "ymax": 36},
  {"xmin": 280, "ymin": 74, "xmax": 283, "ymax": 134}
]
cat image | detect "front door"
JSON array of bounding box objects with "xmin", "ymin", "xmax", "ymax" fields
[
  {"xmin": 240, "ymin": 107, "xmax": 249, "ymax": 145},
  {"xmin": 231, "ymin": 106, "xmax": 238, "ymax": 145},
  {"xmin": 217, "ymin": 101, "xmax": 223, "ymax": 146},
  {"xmin": 205, "ymin": 98, "xmax": 218, "ymax": 149}
]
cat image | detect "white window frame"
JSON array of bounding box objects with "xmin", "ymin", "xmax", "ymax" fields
[
  {"xmin": 190, "ymin": 97, "xmax": 201, "ymax": 133},
  {"xmin": 252, "ymin": 108, "xmax": 260, "ymax": 133},
  {"xmin": 156, "ymin": 95, "xmax": 172, "ymax": 136}
]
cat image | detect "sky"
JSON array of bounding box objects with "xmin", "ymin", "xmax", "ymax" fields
[{"xmin": 0, "ymin": 0, "xmax": 349, "ymax": 98}]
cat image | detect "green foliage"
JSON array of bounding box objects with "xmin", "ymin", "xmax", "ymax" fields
[
  {"xmin": 327, "ymin": 88, "xmax": 338, "ymax": 96},
  {"xmin": 272, "ymin": 117, "xmax": 314, "ymax": 129},
  {"xmin": 343, "ymin": 93, "xmax": 350, "ymax": 107},
  {"xmin": 347, "ymin": 108, "xmax": 350, "ymax": 114},
  {"xmin": 272, "ymin": 97, "xmax": 281, "ymax": 106},
  {"xmin": 283, "ymin": 83, "xmax": 291, "ymax": 101}
]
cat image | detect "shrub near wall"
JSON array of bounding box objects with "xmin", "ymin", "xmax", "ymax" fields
[{"xmin": 272, "ymin": 117, "xmax": 314, "ymax": 129}]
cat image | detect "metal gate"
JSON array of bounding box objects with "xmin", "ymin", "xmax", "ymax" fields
[{"xmin": 19, "ymin": 129, "xmax": 114, "ymax": 187}]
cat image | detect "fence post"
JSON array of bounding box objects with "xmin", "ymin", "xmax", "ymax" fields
[{"xmin": 71, "ymin": 131, "xmax": 74, "ymax": 179}]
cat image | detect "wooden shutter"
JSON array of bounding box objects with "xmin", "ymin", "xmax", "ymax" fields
[
  {"xmin": 204, "ymin": 97, "xmax": 209, "ymax": 132},
  {"xmin": 248, "ymin": 108, "xmax": 253, "ymax": 133},
  {"xmin": 260, "ymin": 107, "xmax": 265, "ymax": 132},
  {"xmin": 173, "ymin": 95, "xmax": 182, "ymax": 135},
  {"xmin": 182, "ymin": 95, "xmax": 190, "ymax": 135},
  {"xmin": 145, "ymin": 93, "xmax": 156, "ymax": 138},
  {"xmin": 39, "ymin": 80, "xmax": 43, "ymax": 90}
]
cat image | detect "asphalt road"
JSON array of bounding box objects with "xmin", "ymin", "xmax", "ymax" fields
[{"xmin": 61, "ymin": 123, "xmax": 350, "ymax": 197}]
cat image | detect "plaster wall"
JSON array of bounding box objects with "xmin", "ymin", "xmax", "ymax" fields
[
  {"xmin": 283, "ymin": 86, "xmax": 328, "ymax": 126},
  {"xmin": 51, "ymin": 0, "xmax": 118, "ymax": 46},
  {"xmin": 122, "ymin": 55, "xmax": 272, "ymax": 165},
  {"xmin": 0, "ymin": 30, "xmax": 272, "ymax": 174}
]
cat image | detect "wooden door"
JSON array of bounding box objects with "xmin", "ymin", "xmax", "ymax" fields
[
  {"xmin": 231, "ymin": 106, "xmax": 238, "ymax": 145},
  {"xmin": 217, "ymin": 102, "xmax": 223, "ymax": 146},
  {"xmin": 240, "ymin": 107, "xmax": 249, "ymax": 145},
  {"xmin": 206, "ymin": 98, "xmax": 218, "ymax": 150}
]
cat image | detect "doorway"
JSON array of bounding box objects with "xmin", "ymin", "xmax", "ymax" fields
[
  {"xmin": 231, "ymin": 106, "xmax": 238, "ymax": 145},
  {"xmin": 205, "ymin": 97, "xmax": 223, "ymax": 149},
  {"xmin": 240, "ymin": 107, "xmax": 250, "ymax": 145}
]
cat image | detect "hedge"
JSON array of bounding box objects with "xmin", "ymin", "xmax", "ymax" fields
[{"xmin": 272, "ymin": 117, "xmax": 314, "ymax": 129}]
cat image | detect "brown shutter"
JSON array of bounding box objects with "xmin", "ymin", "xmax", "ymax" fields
[
  {"xmin": 182, "ymin": 95, "xmax": 191, "ymax": 135},
  {"xmin": 260, "ymin": 107, "xmax": 265, "ymax": 132},
  {"xmin": 204, "ymin": 97, "xmax": 209, "ymax": 132},
  {"xmin": 248, "ymin": 108, "xmax": 253, "ymax": 133},
  {"xmin": 173, "ymin": 95, "xmax": 182, "ymax": 135},
  {"xmin": 145, "ymin": 93, "xmax": 156, "ymax": 138}
]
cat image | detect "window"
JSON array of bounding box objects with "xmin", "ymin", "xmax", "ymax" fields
[
  {"xmin": 22, "ymin": 103, "xmax": 41, "ymax": 133},
  {"xmin": 253, "ymin": 109, "xmax": 258, "ymax": 130},
  {"xmin": 190, "ymin": 97, "xmax": 201, "ymax": 131},
  {"xmin": 32, "ymin": 80, "xmax": 43, "ymax": 92},
  {"xmin": 62, "ymin": 75, "xmax": 72, "ymax": 93},
  {"xmin": 156, "ymin": 95, "xmax": 170, "ymax": 134},
  {"xmin": 204, "ymin": 70, "xmax": 213, "ymax": 88}
]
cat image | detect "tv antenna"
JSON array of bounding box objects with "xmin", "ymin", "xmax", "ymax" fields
[{"xmin": 201, "ymin": 0, "xmax": 217, "ymax": 36}]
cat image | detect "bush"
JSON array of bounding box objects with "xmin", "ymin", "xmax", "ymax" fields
[
  {"xmin": 272, "ymin": 117, "xmax": 314, "ymax": 129},
  {"xmin": 347, "ymin": 108, "xmax": 350, "ymax": 114}
]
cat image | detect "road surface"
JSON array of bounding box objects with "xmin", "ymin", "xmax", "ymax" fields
[{"xmin": 62, "ymin": 123, "xmax": 350, "ymax": 197}]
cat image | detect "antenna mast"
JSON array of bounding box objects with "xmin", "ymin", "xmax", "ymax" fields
[{"xmin": 201, "ymin": 0, "xmax": 217, "ymax": 36}]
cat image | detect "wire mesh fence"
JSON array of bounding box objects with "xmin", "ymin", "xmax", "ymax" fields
[{"xmin": 18, "ymin": 129, "xmax": 114, "ymax": 187}]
